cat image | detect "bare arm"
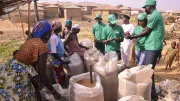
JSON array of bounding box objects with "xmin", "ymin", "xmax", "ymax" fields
[
  {"xmin": 127, "ymin": 27, "xmax": 151, "ymax": 39},
  {"xmin": 115, "ymin": 36, "xmax": 124, "ymax": 42},
  {"xmin": 38, "ymin": 53, "xmax": 62, "ymax": 99}
]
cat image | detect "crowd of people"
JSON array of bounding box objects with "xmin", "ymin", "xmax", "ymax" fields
[{"xmin": 0, "ymin": 0, "xmax": 180, "ymax": 101}]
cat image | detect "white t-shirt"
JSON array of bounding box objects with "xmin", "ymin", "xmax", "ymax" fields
[{"xmin": 121, "ymin": 24, "xmax": 134, "ymax": 49}]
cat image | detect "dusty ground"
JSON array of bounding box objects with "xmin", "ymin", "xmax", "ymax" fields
[{"xmin": 0, "ymin": 17, "xmax": 179, "ymax": 82}]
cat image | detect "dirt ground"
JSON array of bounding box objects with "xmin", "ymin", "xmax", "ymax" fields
[{"xmin": 0, "ymin": 17, "xmax": 180, "ymax": 83}]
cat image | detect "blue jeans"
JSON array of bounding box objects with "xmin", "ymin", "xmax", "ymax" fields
[
  {"xmin": 135, "ymin": 50, "xmax": 146, "ymax": 66},
  {"xmin": 144, "ymin": 50, "xmax": 162, "ymax": 100}
]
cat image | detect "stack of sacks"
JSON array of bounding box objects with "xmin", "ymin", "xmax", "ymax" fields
[
  {"xmin": 118, "ymin": 64, "xmax": 154, "ymax": 101},
  {"xmin": 94, "ymin": 52, "xmax": 118, "ymax": 101},
  {"xmin": 84, "ymin": 47, "xmax": 103, "ymax": 70},
  {"xmin": 40, "ymin": 84, "xmax": 69, "ymax": 101},
  {"xmin": 118, "ymin": 95, "xmax": 146, "ymax": 101},
  {"xmin": 158, "ymin": 79, "xmax": 180, "ymax": 101},
  {"xmin": 69, "ymin": 72, "xmax": 104, "ymax": 101},
  {"xmin": 79, "ymin": 38, "xmax": 93, "ymax": 49},
  {"xmin": 68, "ymin": 53, "xmax": 84, "ymax": 76}
]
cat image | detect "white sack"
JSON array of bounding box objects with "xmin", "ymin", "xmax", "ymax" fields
[
  {"xmin": 69, "ymin": 72, "xmax": 104, "ymax": 101},
  {"xmin": 79, "ymin": 38, "xmax": 93, "ymax": 48},
  {"xmin": 118, "ymin": 65, "xmax": 154, "ymax": 101},
  {"xmin": 94, "ymin": 52, "xmax": 118, "ymax": 101},
  {"xmin": 40, "ymin": 84, "xmax": 69, "ymax": 101},
  {"xmin": 118, "ymin": 95, "xmax": 145, "ymax": 101},
  {"xmin": 117, "ymin": 60, "xmax": 126, "ymax": 73},
  {"xmin": 68, "ymin": 53, "xmax": 84, "ymax": 76}
]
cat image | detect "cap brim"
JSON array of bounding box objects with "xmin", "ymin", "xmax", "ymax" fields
[
  {"xmin": 138, "ymin": 18, "xmax": 144, "ymax": 20},
  {"xmin": 109, "ymin": 20, "xmax": 118, "ymax": 24},
  {"xmin": 142, "ymin": 5, "xmax": 146, "ymax": 8},
  {"xmin": 95, "ymin": 17, "xmax": 103, "ymax": 20}
]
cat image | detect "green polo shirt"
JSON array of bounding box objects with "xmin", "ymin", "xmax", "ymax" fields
[
  {"xmin": 133, "ymin": 26, "xmax": 146, "ymax": 51},
  {"xmin": 92, "ymin": 22, "xmax": 106, "ymax": 42},
  {"xmin": 145, "ymin": 10, "xmax": 165, "ymax": 50},
  {"xmin": 102, "ymin": 24, "xmax": 124, "ymax": 52}
]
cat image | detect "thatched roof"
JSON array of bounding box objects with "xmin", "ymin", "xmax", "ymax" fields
[
  {"xmin": 120, "ymin": 6, "xmax": 131, "ymax": 10},
  {"xmin": 172, "ymin": 10, "xmax": 180, "ymax": 14},
  {"xmin": 0, "ymin": 0, "xmax": 27, "ymax": 16},
  {"xmin": 92, "ymin": 5, "xmax": 119, "ymax": 11},
  {"xmin": 131, "ymin": 8, "xmax": 143, "ymax": 11},
  {"xmin": 59, "ymin": 2, "xmax": 75, "ymax": 8},
  {"xmin": 76, "ymin": 2, "xmax": 100, "ymax": 7},
  {"xmin": 46, "ymin": 4, "xmax": 58, "ymax": 8},
  {"xmin": 64, "ymin": 5, "xmax": 81, "ymax": 9},
  {"xmin": 19, "ymin": 4, "xmax": 45, "ymax": 11}
]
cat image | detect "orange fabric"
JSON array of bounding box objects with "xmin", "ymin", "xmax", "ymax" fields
[{"xmin": 15, "ymin": 38, "xmax": 48, "ymax": 65}]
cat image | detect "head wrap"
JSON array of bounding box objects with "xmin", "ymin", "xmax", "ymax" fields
[
  {"xmin": 65, "ymin": 20, "xmax": 72, "ymax": 27},
  {"xmin": 72, "ymin": 24, "xmax": 80, "ymax": 30},
  {"xmin": 52, "ymin": 21, "xmax": 62, "ymax": 31},
  {"xmin": 32, "ymin": 20, "xmax": 52, "ymax": 38}
]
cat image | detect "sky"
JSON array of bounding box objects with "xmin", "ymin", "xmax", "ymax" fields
[{"xmin": 40, "ymin": 0, "xmax": 180, "ymax": 11}]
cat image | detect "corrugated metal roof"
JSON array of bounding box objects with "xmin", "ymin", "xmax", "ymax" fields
[{"xmin": 76, "ymin": 2, "xmax": 100, "ymax": 7}]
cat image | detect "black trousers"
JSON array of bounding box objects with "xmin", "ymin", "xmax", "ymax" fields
[{"xmin": 95, "ymin": 42, "xmax": 105, "ymax": 54}]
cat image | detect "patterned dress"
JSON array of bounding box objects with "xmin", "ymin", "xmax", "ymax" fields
[{"xmin": 0, "ymin": 38, "xmax": 48, "ymax": 101}]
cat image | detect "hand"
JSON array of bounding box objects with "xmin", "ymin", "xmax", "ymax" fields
[
  {"xmin": 53, "ymin": 91, "xmax": 62, "ymax": 100},
  {"xmin": 126, "ymin": 35, "xmax": 134, "ymax": 40},
  {"xmin": 94, "ymin": 38, "xmax": 98, "ymax": 42},
  {"xmin": 109, "ymin": 38, "xmax": 115, "ymax": 42}
]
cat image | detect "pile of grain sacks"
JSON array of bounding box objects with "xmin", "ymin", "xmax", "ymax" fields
[{"xmin": 156, "ymin": 79, "xmax": 180, "ymax": 101}]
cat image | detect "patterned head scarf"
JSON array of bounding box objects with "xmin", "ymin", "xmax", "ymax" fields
[
  {"xmin": 52, "ymin": 21, "xmax": 62, "ymax": 31},
  {"xmin": 32, "ymin": 20, "xmax": 52, "ymax": 38},
  {"xmin": 65, "ymin": 20, "xmax": 72, "ymax": 27}
]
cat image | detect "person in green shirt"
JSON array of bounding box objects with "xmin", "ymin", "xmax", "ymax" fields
[
  {"xmin": 127, "ymin": 0, "xmax": 165, "ymax": 100},
  {"xmin": 92, "ymin": 15, "xmax": 106, "ymax": 54},
  {"xmin": 102, "ymin": 14, "xmax": 124, "ymax": 59},
  {"xmin": 133, "ymin": 13, "xmax": 147, "ymax": 66}
]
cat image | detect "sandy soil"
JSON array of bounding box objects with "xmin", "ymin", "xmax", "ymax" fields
[{"xmin": 0, "ymin": 18, "xmax": 179, "ymax": 83}]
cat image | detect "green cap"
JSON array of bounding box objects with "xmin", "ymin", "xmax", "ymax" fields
[
  {"xmin": 142, "ymin": 0, "xmax": 156, "ymax": 8},
  {"xmin": 95, "ymin": 15, "xmax": 103, "ymax": 20},
  {"xmin": 108, "ymin": 14, "xmax": 118, "ymax": 24},
  {"xmin": 138, "ymin": 13, "xmax": 147, "ymax": 20}
]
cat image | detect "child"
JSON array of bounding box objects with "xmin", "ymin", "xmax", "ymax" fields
[
  {"xmin": 157, "ymin": 40, "xmax": 167, "ymax": 64},
  {"xmin": 177, "ymin": 37, "xmax": 180, "ymax": 66},
  {"xmin": 164, "ymin": 41, "xmax": 179, "ymax": 70}
]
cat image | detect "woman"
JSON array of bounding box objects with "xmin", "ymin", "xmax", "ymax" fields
[
  {"xmin": 48, "ymin": 21, "xmax": 67, "ymax": 86},
  {"xmin": 0, "ymin": 20, "xmax": 61, "ymax": 100},
  {"xmin": 61, "ymin": 20, "xmax": 72, "ymax": 39},
  {"xmin": 64, "ymin": 24, "xmax": 88, "ymax": 59},
  {"xmin": 132, "ymin": 13, "xmax": 147, "ymax": 66}
]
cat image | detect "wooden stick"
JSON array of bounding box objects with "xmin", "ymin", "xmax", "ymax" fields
[
  {"xmin": 89, "ymin": 64, "xmax": 93, "ymax": 84},
  {"xmin": 28, "ymin": 3, "xmax": 31, "ymax": 38},
  {"xmin": 18, "ymin": 7, "xmax": 26, "ymax": 41}
]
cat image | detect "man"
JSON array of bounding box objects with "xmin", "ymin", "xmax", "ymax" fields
[
  {"xmin": 127, "ymin": 0, "xmax": 165, "ymax": 100},
  {"xmin": 48, "ymin": 21, "xmax": 66, "ymax": 86},
  {"xmin": 92, "ymin": 15, "xmax": 106, "ymax": 54},
  {"xmin": 121, "ymin": 15, "xmax": 134, "ymax": 67},
  {"xmin": 102, "ymin": 14, "xmax": 124, "ymax": 59}
]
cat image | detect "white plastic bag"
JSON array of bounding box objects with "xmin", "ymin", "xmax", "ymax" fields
[
  {"xmin": 40, "ymin": 84, "xmax": 69, "ymax": 101},
  {"xmin": 118, "ymin": 95, "xmax": 145, "ymax": 101},
  {"xmin": 94, "ymin": 52, "xmax": 118, "ymax": 101},
  {"xmin": 69, "ymin": 72, "xmax": 104, "ymax": 101},
  {"xmin": 68, "ymin": 53, "xmax": 84, "ymax": 76},
  {"xmin": 79, "ymin": 38, "xmax": 93, "ymax": 48},
  {"xmin": 118, "ymin": 65, "xmax": 154, "ymax": 101}
]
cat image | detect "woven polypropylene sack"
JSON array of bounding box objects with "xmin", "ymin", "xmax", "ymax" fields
[
  {"xmin": 94, "ymin": 52, "xmax": 118, "ymax": 101},
  {"xmin": 68, "ymin": 53, "xmax": 84, "ymax": 76},
  {"xmin": 69, "ymin": 72, "xmax": 104, "ymax": 101}
]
